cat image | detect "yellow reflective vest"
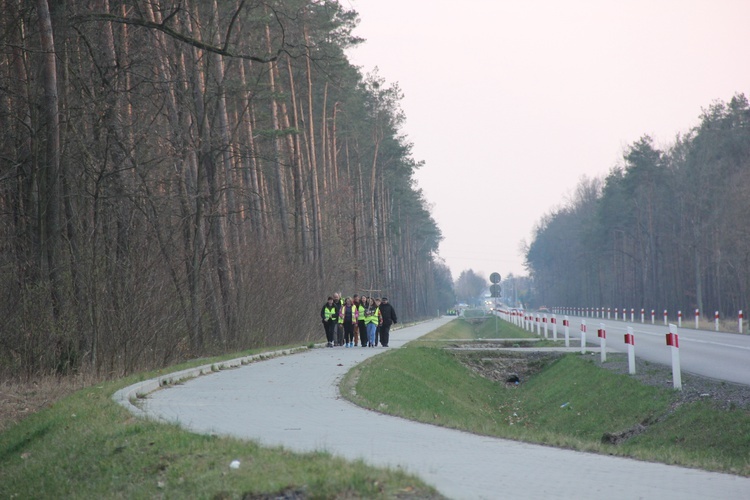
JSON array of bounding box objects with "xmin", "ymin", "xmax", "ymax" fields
[
  {"xmin": 364, "ymin": 306, "xmax": 381, "ymax": 325},
  {"xmin": 323, "ymin": 306, "xmax": 336, "ymax": 322}
]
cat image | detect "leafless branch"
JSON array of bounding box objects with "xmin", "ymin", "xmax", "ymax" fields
[{"xmin": 71, "ymin": 11, "xmax": 283, "ymax": 63}]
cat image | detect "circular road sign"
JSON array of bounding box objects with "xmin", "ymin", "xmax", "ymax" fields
[{"xmin": 489, "ymin": 272, "xmax": 501, "ymax": 284}]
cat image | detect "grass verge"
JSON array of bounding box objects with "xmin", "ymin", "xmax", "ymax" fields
[
  {"xmin": 342, "ymin": 320, "xmax": 750, "ymax": 476},
  {"xmin": 0, "ymin": 346, "xmax": 442, "ymax": 499}
]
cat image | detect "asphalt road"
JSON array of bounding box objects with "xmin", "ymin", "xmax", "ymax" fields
[{"xmin": 129, "ymin": 317, "xmax": 750, "ymax": 499}]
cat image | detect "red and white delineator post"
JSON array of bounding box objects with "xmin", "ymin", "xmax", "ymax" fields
[
  {"xmin": 543, "ymin": 314, "xmax": 549, "ymax": 339},
  {"xmin": 651, "ymin": 309, "xmax": 655, "ymax": 325},
  {"xmin": 563, "ymin": 316, "xmax": 570, "ymax": 347},
  {"xmin": 715, "ymin": 311, "xmax": 720, "ymax": 332},
  {"xmin": 614, "ymin": 308, "xmax": 619, "ymax": 321},
  {"xmin": 678, "ymin": 310, "xmax": 682, "ymax": 328},
  {"xmin": 666, "ymin": 323, "xmax": 682, "ymax": 391},
  {"xmin": 551, "ymin": 315, "xmax": 558, "ymax": 340},
  {"xmin": 740, "ymin": 310, "xmax": 744, "ymax": 334},
  {"xmin": 695, "ymin": 309, "xmax": 699, "ymax": 329},
  {"xmin": 663, "ymin": 309, "xmax": 668, "ymax": 326},
  {"xmin": 625, "ymin": 326, "xmax": 636, "ymax": 375},
  {"xmin": 580, "ymin": 319, "xmax": 587, "ymax": 354},
  {"xmin": 630, "ymin": 308, "xmax": 635, "ymax": 322},
  {"xmin": 598, "ymin": 323, "xmax": 607, "ymax": 362},
  {"xmin": 640, "ymin": 308, "xmax": 645, "ymax": 323}
]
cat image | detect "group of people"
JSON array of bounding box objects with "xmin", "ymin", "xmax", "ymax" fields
[{"xmin": 320, "ymin": 293, "xmax": 398, "ymax": 348}]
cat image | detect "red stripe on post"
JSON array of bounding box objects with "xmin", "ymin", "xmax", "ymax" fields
[
  {"xmin": 624, "ymin": 333, "xmax": 634, "ymax": 345},
  {"xmin": 666, "ymin": 332, "xmax": 679, "ymax": 348},
  {"xmin": 597, "ymin": 328, "xmax": 606, "ymax": 339}
]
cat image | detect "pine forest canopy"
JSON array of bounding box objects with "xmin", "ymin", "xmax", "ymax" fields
[
  {"xmin": 525, "ymin": 94, "xmax": 750, "ymax": 318},
  {"xmin": 0, "ymin": 0, "xmax": 454, "ymax": 378}
]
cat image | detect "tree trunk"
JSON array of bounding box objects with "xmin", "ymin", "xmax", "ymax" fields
[{"xmin": 36, "ymin": 0, "xmax": 63, "ymax": 320}]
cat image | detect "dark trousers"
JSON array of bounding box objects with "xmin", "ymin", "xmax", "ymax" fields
[
  {"xmin": 343, "ymin": 321, "xmax": 355, "ymax": 344},
  {"xmin": 380, "ymin": 322, "xmax": 392, "ymax": 346},
  {"xmin": 357, "ymin": 320, "xmax": 367, "ymax": 346},
  {"xmin": 324, "ymin": 321, "xmax": 335, "ymax": 343}
]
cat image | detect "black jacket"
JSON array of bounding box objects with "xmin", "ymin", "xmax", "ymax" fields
[{"xmin": 379, "ymin": 302, "xmax": 397, "ymax": 326}]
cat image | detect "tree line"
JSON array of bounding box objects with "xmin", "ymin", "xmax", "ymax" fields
[
  {"xmin": 0, "ymin": 0, "xmax": 454, "ymax": 379},
  {"xmin": 525, "ymin": 94, "xmax": 750, "ymax": 319}
]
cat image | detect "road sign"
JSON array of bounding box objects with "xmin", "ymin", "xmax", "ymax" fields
[{"xmin": 489, "ymin": 272, "xmax": 501, "ymax": 284}]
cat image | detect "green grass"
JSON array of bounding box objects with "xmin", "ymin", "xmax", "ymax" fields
[
  {"xmin": 414, "ymin": 315, "xmax": 537, "ymax": 342},
  {"xmin": 343, "ymin": 322, "xmax": 750, "ymax": 476},
  {"xmin": 0, "ymin": 348, "xmax": 441, "ymax": 499}
]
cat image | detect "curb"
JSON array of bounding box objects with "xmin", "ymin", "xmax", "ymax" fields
[{"xmin": 112, "ymin": 345, "xmax": 314, "ymax": 418}]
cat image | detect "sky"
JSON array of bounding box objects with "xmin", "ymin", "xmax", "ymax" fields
[{"xmin": 344, "ymin": 0, "xmax": 750, "ymax": 280}]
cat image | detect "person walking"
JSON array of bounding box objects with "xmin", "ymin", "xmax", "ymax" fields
[
  {"xmin": 332, "ymin": 292, "xmax": 344, "ymax": 346},
  {"xmin": 320, "ymin": 297, "xmax": 337, "ymax": 347},
  {"xmin": 352, "ymin": 294, "xmax": 362, "ymax": 346},
  {"xmin": 378, "ymin": 297, "xmax": 398, "ymax": 347},
  {"xmin": 357, "ymin": 296, "xmax": 368, "ymax": 347},
  {"xmin": 374, "ymin": 298, "xmax": 382, "ymax": 346},
  {"xmin": 363, "ymin": 296, "xmax": 382, "ymax": 347},
  {"xmin": 339, "ymin": 297, "xmax": 359, "ymax": 347}
]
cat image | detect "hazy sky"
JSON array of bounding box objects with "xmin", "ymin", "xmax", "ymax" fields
[{"xmin": 345, "ymin": 0, "xmax": 750, "ymax": 280}]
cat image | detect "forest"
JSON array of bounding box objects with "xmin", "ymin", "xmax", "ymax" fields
[
  {"xmin": 0, "ymin": 0, "xmax": 455, "ymax": 379},
  {"xmin": 525, "ymin": 93, "xmax": 750, "ymax": 319}
]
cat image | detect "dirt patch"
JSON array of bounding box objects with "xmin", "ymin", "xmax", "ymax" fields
[
  {"xmin": 450, "ymin": 349, "xmax": 563, "ymax": 385},
  {"xmin": 0, "ymin": 375, "xmax": 95, "ymax": 432}
]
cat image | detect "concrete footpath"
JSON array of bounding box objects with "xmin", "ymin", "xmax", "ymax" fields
[{"xmin": 126, "ymin": 317, "xmax": 750, "ymax": 499}]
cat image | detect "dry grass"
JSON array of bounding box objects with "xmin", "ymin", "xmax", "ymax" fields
[{"xmin": 0, "ymin": 374, "xmax": 100, "ymax": 433}]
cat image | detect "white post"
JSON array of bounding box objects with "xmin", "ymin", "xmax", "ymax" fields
[
  {"xmin": 615, "ymin": 308, "xmax": 619, "ymax": 321},
  {"xmin": 564, "ymin": 316, "xmax": 570, "ymax": 347},
  {"xmin": 607, "ymin": 307, "xmax": 611, "ymax": 320},
  {"xmin": 715, "ymin": 311, "xmax": 719, "ymax": 332},
  {"xmin": 630, "ymin": 308, "xmax": 635, "ymax": 322},
  {"xmin": 626, "ymin": 326, "xmax": 636, "ymax": 375},
  {"xmin": 543, "ymin": 314, "xmax": 549, "ymax": 339},
  {"xmin": 663, "ymin": 309, "xmax": 668, "ymax": 326},
  {"xmin": 651, "ymin": 309, "xmax": 655, "ymax": 325},
  {"xmin": 598, "ymin": 323, "xmax": 607, "ymax": 362},
  {"xmin": 678, "ymin": 310, "xmax": 682, "ymax": 328},
  {"xmin": 740, "ymin": 310, "xmax": 744, "ymax": 334},
  {"xmin": 580, "ymin": 319, "xmax": 587, "ymax": 354},
  {"xmin": 552, "ymin": 315, "xmax": 558, "ymax": 340},
  {"xmin": 695, "ymin": 309, "xmax": 699, "ymax": 329},
  {"xmin": 640, "ymin": 308, "xmax": 645, "ymax": 323},
  {"xmin": 667, "ymin": 323, "xmax": 682, "ymax": 391}
]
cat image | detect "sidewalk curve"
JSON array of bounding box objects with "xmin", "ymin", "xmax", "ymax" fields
[{"xmin": 126, "ymin": 317, "xmax": 750, "ymax": 499}]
